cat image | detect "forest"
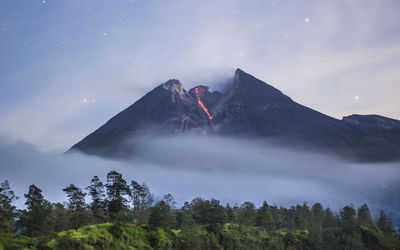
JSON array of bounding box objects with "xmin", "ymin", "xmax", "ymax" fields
[{"xmin": 0, "ymin": 170, "xmax": 399, "ymax": 249}]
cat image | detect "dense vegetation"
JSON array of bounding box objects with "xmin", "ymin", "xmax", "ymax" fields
[{"xmin": 1, "ymin": 171, "xmax": 399, "ymax": 249}]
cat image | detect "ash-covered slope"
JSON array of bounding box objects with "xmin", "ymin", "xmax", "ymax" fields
[
  {"xmin": 70, "ymin": 79, "xmax": 214, "ymax": 156},
  {"xmin": 69, "ymin": 69, "xmax": 400, "ymax": 161}
]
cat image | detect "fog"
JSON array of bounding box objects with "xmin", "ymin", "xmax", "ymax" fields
[{"xmin": 1, "ymin": 135, "xmax": 399, "ymax": 222}]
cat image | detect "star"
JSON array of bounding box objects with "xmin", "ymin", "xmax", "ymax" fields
[
  {"xmin": 305, "ymin": 17, "xmax": 310, "ymax": 22},
  {"xmin": 83, "ymin": 98, "xmax": 88, "ymax": 103},
  {"xmin": 354, "ymin": 95, "xmax": 360, "ymax": 100}
]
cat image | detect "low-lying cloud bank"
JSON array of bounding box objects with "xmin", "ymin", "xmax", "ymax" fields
[{"xmin": 1, "ymin": 135, "xmax": 399, "ymax": 222}]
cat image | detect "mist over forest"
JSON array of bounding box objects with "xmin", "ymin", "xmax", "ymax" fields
[{"xmin": 2, "ymin": 134, "xmax": 399, "ymax": 223}]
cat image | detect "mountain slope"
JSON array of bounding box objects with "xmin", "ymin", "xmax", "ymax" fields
[{"xmin": 69, "ymin": 69, "xmax": 400, "ymax": 161}]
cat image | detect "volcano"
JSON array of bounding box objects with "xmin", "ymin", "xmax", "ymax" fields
[{"xmin": 69, "ymin": 68, "xmax": 400, "ymax": 162}]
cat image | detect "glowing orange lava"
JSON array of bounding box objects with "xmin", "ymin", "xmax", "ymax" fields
[{"xmin": 195, "ymin": 87, "xmax": 213, "ymax": 120}]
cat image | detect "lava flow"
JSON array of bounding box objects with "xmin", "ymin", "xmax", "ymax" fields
[{"xmin": 194, "ymin": 87, "xmax": 213, "ymax": 120}]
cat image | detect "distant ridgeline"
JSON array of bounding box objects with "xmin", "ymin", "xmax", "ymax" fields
[
  {"xmin": 69, "ymin": 69, "xmax": 400, "ymax": 162},
  {"xmin": 1, "ymin": 172, "xmax": 399, "ymax": 249}
]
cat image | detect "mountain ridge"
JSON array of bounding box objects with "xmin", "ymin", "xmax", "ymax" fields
[{"xmin": 69, "ymin": 68, "xmax": 400, "ymax": 162}]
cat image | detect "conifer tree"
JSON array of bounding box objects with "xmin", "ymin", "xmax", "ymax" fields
[
  {"xmin": 357, "ymin": 204, "xmax": 373, "ymax": 227},
  {"xmin": 0, "ymin": 180, "xmax": 18, "ymax": 232},
  {"xmin": 340, "ymin": 205, "xmax": 356, "ymax": 234},
  {"xmin": 86, "ymin": 176, "xmax": 106, "ymax": 222},
  {"xmin": 310, "ymin": 203, "xmax": 324, "ymax": 246},
  {"xmin": 256, "ymin": 201, "xmax": 274, "ymax": 231},
  {"xmin": 149, "ymin": 201, "xmax": 173, "ymax": 229},
  {"xmin": 63, "ymin": 184, "xmax": 87, "ymax": 231},
  {"xmin": 106, "ymin": 171, "xmax": 130, "ymax": 220},
  {"xmin": 19, "ymin": 185, "xmax": 53, "ymax": 237}
]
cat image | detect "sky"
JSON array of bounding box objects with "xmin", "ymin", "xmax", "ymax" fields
[{"xmin": 1, "ymin": 0, "xmax": 400, "ymax": 151}]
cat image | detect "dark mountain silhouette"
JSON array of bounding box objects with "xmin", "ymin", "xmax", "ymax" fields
[{"xmin": 69, "ymin": 69, "xmax": 400, "ymax": 161}]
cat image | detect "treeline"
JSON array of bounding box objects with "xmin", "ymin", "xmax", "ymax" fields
[{"xmin": 0, "ymin": 170, "xmax": 399, "ymax": 249}]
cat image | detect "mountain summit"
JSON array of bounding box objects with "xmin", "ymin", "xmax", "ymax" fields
[{"xmin": 69, "ymin": 69, "xmax": 400, "ymax": 161}]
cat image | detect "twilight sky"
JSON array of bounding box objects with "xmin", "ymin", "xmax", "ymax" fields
[{"xmin": 1, "ymin": 0, "xmax": 400, "ymax": 151}]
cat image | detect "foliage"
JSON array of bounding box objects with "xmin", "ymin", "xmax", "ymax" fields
[
  {"xmin": 0, "ymin": 180, "xmax": 18, "ymax": 233},
  {"xmin": 63, "ymin": 184, "xmax": 87, "ymax": 231},
  {"xmin": 1, "ymin": 172, "xmax": 400, "ymax": 249}
]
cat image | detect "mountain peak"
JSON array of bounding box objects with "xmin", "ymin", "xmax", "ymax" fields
[
  {"xmin": 235, "ymin": 68, "xmax": 246, "ymax": 75},
  {"xmin": 161, "ymin": 79, "xmax": 186, "ymax": 98},
  {"xmin": 162, "ymin": 79, "xmax": 182, "ymax": 89}
]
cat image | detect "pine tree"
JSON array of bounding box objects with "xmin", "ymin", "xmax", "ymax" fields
[
  {"xmin": 105, "ymin": 171, "xmax": 130, "ymax": 221},
  {"xmin": 310, "ymin": 203, "xmax": 324, "ymax": 246},
  {"xmin": 226, "ymin": 203, "xmax": 235, "ymax": 223},
  {"xmin": 149, "ymin": 201, "xmax": 173, "ymax": 229},
  {"xmin": 340, "ymin": 205, "xmax": 356, "ymax": 234},
  {"xmin": 239, "ymin": 202, "xmax": 256, "ymax": 226},
  {"xmin": 323, "ymin": 207, "xmax": 337, "ymax": 228},
  {"xmin": 19, "ymin": 184, "xmax": 53, "ymax": 237},
  {"xmin": 63, "ymin": 184, "xmax": 87, "ymax": 231},
  {"xmin": 86, "ymin": 176, "xmax": 106, "ymax": 223},
  {"xmin": 52, "ymin": 203, "xmax": 68, "ymax": 232},
  {"xmin": 0, "ymin": 180, "xmax": 18, "ymax": 232},
  {"xmin": 376, "ymin": 210, "xmax": 394, "ymax": 233},
  {"xmin": 386, "ymin": 218, "xmax": 395, "ymax": 233},
  {"xmin": 357, "ymin": 204, "xmax": 373, "ymax": 227},
  {"xmin": 256, "ymin": 201, "xmax": 274, "ymax": 231}
]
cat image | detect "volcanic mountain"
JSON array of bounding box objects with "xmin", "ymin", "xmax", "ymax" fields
[{"xmin": 69, "ymin": 69, "xmax": 400, "ymax": 162}]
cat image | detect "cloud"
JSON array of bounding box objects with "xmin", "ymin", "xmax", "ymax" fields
[{"xmin": 1, "ymin": 135, "xmax": 399, "ymax": 222}]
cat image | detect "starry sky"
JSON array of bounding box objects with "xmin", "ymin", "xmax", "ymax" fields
[{"xmin": 1, "ymin": 0, "xmax": 400, "ymax": 151}]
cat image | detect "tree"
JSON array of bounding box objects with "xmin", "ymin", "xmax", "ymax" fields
[
  {"xmin": 130, "ymin": 180, "xmax": 142, "ymax": 211},
  {"xmin": 340, "ymin": 205, "xmax": 356, "ymax": 234},
  {"xmin": 52, "ymin": 203, "xmax": 68, "ymax": 232},
  {"xmin": 0, "ymin": 180, "xmax": 18, "ymax": 232},
  {"xmin": 310, "ymin": 203, "xmax": 324, "ymax": 246},
  {"xmin": 294, "ymin": 202, "xmax": 311, "ymax": 229},
  {"xmin": 311, "ymin": 203, "xmax": 324, "ymax": 229},
  {"xmin": 256, "ymin": 201, "xmax": 274, "ymax": 231},
  {"xmin": 239, "ymin": 202, "xmax": 256, "ymax": 226},
  {"xmin": 207, "ymin": 199, "xmax": 227, "ymax": 232},
  {"xmin": 86, "ymin": 176, "xmax": 106, "ymax": 223},
  {"xmin": 163, "ymin": 193, "xmax": 176, "ymax": 209},
  {"xmin": 386, "ymin": 218, "xmax": 395, "ymax": 233},
  {"xmin": 19, "ymin": 184, "xmax": 53, "ymax": 237},
  {"xmin": 139, "ymin": 183, "xmax": 153, "ymax": 210},
  {"xmin": 149, "ymin": 201, "xmax": 173, "ymax": 229},
  {"xmin": 376, "ymin": 210, "xmax": 394, "ymax": 233},
  {"xmin": 323, "ymin": 207, "xmax": 337, "ymax": 228},
  {"xmin": 63, "ymin": 184, "xmax": 87, "ymax": 231},
  {"xmin": 105, "ymin": 171, "xmax": 130, "ymax": 221},
  {"xmin": 226, "ymin": 203, "xmax": 236, "ymax": 223},
  {"xmin": 130, "ymin": 181, "xmax": 153, "ymax": 224},
  {"xmin": 357, "ymin": 204, "xmax": 373, "ymax": 227}
]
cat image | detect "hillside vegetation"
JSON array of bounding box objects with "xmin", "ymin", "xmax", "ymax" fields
[{"xmin": 1, "ymin": 171, "xmax": 399, "ymax": 249}]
